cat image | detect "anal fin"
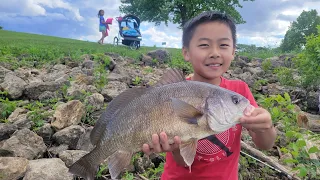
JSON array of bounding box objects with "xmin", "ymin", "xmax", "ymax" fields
[
  {"xmin": 180, "ymin": 138, "xmax": 198, "ymax": 172},
  {"xmin": 108, "ymin": 150, "xmax": 132, "ymax": 179}
]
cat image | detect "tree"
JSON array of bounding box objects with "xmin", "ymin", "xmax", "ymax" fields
[
  {"xmin": 0, "ymin": 26, "xmax": 2, "ymax": 30},
  {"xmin": 119, "ymin": 0, "xmax": 255, "ymax": 28},
  {"xmin": 280, "ymin": 9, "xmax": 320, "ymax": 52}
]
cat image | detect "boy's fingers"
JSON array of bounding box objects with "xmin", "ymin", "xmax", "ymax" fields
[
  {"xmin": 172, "ymin": 136, "xmax": 181, "ymax": 150},
  {"xmin": 152, "ymin": 134, "xmax": 161, "ymax": 153},
  {"xmin": 240, "ymin": 116, "xmax": 265, "ymax": 124},
  {"xmin": 142, "ymin": 144, "xmax": 151, "ymax": 155},
  {"xmin": 159, "ymin": 132, "xmax": 171, "ymax": 151}
]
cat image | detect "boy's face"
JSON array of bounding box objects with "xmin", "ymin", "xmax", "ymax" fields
[{"xmin": 183, "ymin": 21, "xmax": 235, "ymax": 82}]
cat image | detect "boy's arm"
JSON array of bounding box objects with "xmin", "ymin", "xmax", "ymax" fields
[
  {"xmin": 241, "ymin": 107, "xmax": 277, "ymax": 150},
  {"xmin": 248, "ymin": 122, "xmax": 276, "ymax": 150},
  {"xmin": 241, "ymin": 83, "xmax": 277, "ymax": 150}
]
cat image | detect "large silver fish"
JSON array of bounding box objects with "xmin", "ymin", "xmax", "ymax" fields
[{"xmin": 69, "ymin": 68, "xmax": 253, "ymax": 180}]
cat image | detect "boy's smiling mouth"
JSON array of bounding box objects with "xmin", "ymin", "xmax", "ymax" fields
[{"xmin": 205, "ymin": 63, "xmax": 222, "ymax": 67}]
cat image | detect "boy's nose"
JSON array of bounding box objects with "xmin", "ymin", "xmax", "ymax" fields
[{"xmin": 209, "ymin": 48, "xmax": 221, "ymax": 58}]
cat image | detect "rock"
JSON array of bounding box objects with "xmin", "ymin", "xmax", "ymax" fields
[
  {"xmin": 101, "ymin": 81, "xmax": 128, "ymax": 102},
  {"xmin": 48, "ymin": 145, "xmax": 69, "ymax": 157},
  {"xmin": 133, "ymin": 154, "xmax": 155, "ymax": 174},
  {"xmin": 0, "ymin": 72, "xmax": 27, "ymax": 99},
  {"xmin": 304, "ymin": 112, "xmax": 320, "ymax": 132},
  {"xmin": 76, "ymin": 126, "xmax": 94, "ymax": 152},
  {"xmin": 280, "ymin": 153, "xmax": 294, "ymax": 168},
  {"xmin": 0, "ymin": 123, "xmax": 18, "ymax": 141},
  {"xmin": 82, "ymin": 60, "xmax": 94, "ymax": 69},
  {"xmin": 146, "ymin": 49, "xmax": 170, "ymax": 64},
  {"xmin": 39, "ymin": 91, "xmax": 56, "ymax": 101},
  {"xmin": 0, "ymin": 66, "xmax": 11, "ymax": 83},
  {"xmin": 12, "ymin": 114, "xmax": 33, "ymax": 130},
  {"xmin": 245, "ymin": 67, "xmax": 264, "ymax": 76},
  {"xmin": 0, "ymin": 157, "xmax": 29, "ymax": 180},
  {"xmin": 23, "ymin": 158, "xmax": 73, "ymax": 180},
  {"xmin": 66, "ymin": 81, "xmax": 97, "ymax": 98},
  {"xmin": 52, "ymin": 125, "xmax": 85, "ymax": 149},
  {"xmin": 262, "ymin": 83, "xmax": 288, "ymax": 95},
  {"xmin": 58, "ymin": 150, "xmax": 88, "ymax": 167},
  {"xmin": 7, "ymin": 108, "xmax": 27, "ymax": 123},
  {"xmin": 239, "ymin": 72, "xmax": 255, "ymax": 87},
  {"xmin": 0, "ymin": 128, "xmax": 47, "ymax": 160},
  {"xmin": 42, "ymin": 71, "xmax": 69, "ymax": 82},
  {"xmin": 52, "ymin": 64, "xmax": 67, "ymax": 71},
  {"xmin": 306, "ymin": 91, "xmax": 319, "ymax": 112},
  {"xmin": 141, "ymin": 54, "xmax": 154, "ymax": 66},
  {"xmin": 233, "ymin": 67, "xmax": 243, "ymax": 74},
  {"xmin": 34, "ymin": 123, "xmax": 53, "ymax": 144},
  {"xmin": 69, "ymin": 67, "xmax": 85, "ymax": 78},
  {"xmin": 107, "ymin": 72, "xmax": 130, "ymax": 84},
  {"xmin": 86, "ymin": 93, "xmax": 104, "ymax": 111},
  {"xmin": 51, "ymin": 100, "xmax": 85, "ymax": 130},
  {"xmin": 24, "ymin": 81, "xmax": 69, "ymax": 100}
]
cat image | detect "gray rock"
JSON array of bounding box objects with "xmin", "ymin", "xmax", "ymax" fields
[
  {"xmin": 53, "ymin": 125, "xmax": 85, "ymax": 149},
  {"xmin": 23, "ymin": 158, "xmax": 73, "ymax": 180},
  {"xmin": 48, "ymin": 144, "xmax": 69, "ymax": 157},
  {"xmin": 245, "ymin": 67, "xmax": 264, "ymax": 76},
  {"xmin": 107, "ymin": 72, "xmax": 130, "ymax": 84},
  {"xmin": 82, "ymin": 60, "xmax": 94, "ymax": 69},
  {"xmin": 141, "ymin": 54, "xmax": 154, "ymax": 66},
  {"xmin": 0, "ymin": 123, "xmax": 18, "ymax": 141},
  {"xmin": 7, "ymin": 108, "xmax": 27, "ymax": 123},
  {"xmin": 35, "ymin": 123, "xmax": 53, "ymax": 144},
  {"xmin": 51, "ymin": 100, "xmax": 85, "ymax": 130},
  {"xmin": 233, "ymin": 67, "xmax": 243, "ymax": 74},
  {"xmin": 0, "ymin": 157, "xmax": 29, "ymax": 180},
  {"xmin": 58, "ymin": 150, "xmax": 88, "ymax": 167},
  {"xmin": 146, "ymin": 49, "xmax": 170, "ymax": 64},
  {"xmin": 239, "ymin": 72, "xmax": 255, "ymax": 87},
  {"xmin": 0, "ymin": 66, "xmax": 11, "ymax": 84},
  {"xmin": 39, "ymin": 91, "xmax": 56, "ymax": 101},
  {"xmin": 76, "ymin": 126, "xmax": 94, "ymax": 152},
  {"xmin": 0, "ymin": 72, "xmax": 27, "ymax": 99},
  {"xmin": 86, "ymin": 93, "xmax": 104, "ymax": 111},
  {"xmin": 306, "ymin": 91, "xmax": 319, "ymax": 112},
  {"xmin": 101, "ymin": 81, "xmax": 128, "ymax": 102},
  {"xmin": 0, "ymin": 128, "xmax": 47, "ymax": 160},
  {"xmin": 24, "ymin": 81, "xmax": 68, "ymax": 100}
]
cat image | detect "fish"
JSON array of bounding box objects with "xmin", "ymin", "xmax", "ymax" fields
[{"xmin": 68, "ymin": 68, "xmax": 254, "ymax": 180}]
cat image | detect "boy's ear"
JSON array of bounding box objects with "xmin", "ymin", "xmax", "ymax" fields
[{"xmin": 182, "ymin": 47, "xmax": 190, "ymax": 62}]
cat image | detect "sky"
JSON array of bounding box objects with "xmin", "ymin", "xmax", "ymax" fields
[{"xmin": 0, "ymin": 0, "xmax": 320, "ymax": 48}]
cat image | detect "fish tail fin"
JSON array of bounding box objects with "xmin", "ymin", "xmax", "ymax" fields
[{"xmin": 69, "ymin": 146, "xmax": 106, "ymax": 180}]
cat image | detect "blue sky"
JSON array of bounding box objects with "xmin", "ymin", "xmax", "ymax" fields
[{"xmin": 0, "ymin": 0, "xmax": 319, "ymax": 48}]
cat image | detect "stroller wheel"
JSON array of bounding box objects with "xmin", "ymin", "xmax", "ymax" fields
[
  {"xmin": 130, "ymin": 41, "xmax": 139, "ymax": 50},
  {"xmin": 113, "ymin": 37, "xmax": 119, "ymax": 46}
]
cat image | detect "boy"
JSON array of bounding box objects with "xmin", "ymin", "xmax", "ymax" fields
[{"xmin": 142, "ymin": 11, "xmax": 277, "ymax": 180}]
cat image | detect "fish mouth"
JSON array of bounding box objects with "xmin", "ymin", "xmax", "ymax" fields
[{"xmin": 243, "ymin": 104, "xmax": 255, "ymax": 116}]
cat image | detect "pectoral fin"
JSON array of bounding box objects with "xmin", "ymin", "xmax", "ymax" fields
[
  {"xmin": 108, "ymin": 150, "xmax": 132, "ymax": 179},
  {"xmin": 171, "ymin": 98, "xmax": 203, "ymax": 124},
  {"xmin": 180, "ymin": 138, "xmax": 198, "ymax": 172}
]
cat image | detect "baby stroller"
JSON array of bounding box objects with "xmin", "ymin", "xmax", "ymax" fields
[{"xmin": 113, "ymin": 14, "xmax": 142, "ymax": 50}]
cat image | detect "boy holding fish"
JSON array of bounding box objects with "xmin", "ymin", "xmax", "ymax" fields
[{"xmin": 142, "ymin": 11, "xmax": 277, "ymax": 180}]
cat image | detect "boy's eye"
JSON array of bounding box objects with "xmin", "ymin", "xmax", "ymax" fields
[
  {"xmin": 199, "ymin": 44, "xmax": 209, "ymax": 47},
  {"xmin": 221, "ymin": 44, "xmax": 229, "ymax": 47}
]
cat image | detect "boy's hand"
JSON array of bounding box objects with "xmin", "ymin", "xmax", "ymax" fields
[
  {"xmin": 239, "ymin": 107, "xmax": 273, "ymax": 133},
  {"xmin": 142, "ymin": 132, "xmax": 181, "ymax": 155}
]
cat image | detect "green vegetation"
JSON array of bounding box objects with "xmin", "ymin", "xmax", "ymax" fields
[
  {"xmin": 120, "ymin": 0, "xmax": 255, "ymax": 27},
  {"xmin": 256, "ymin": 93, "xmax": 319, "ymax": 179},
  {"xmin": 280, "ymin": 9, "xmax": 320, "ymax": 52}
]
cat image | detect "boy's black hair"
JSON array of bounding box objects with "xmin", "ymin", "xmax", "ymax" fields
[
  {"xmin": 98, "ymin": 9, "xmax": 104, "ymax": 17},
  {"xmin": 182, "ymin": 11, "xmax": 237, "ymax": 48}
]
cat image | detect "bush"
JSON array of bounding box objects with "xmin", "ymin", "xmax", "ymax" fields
[{"xmin": 293, "ymin": 25, "xmax": 320, "ymax": 90}]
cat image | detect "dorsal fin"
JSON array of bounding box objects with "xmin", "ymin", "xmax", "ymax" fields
[
  {"xmin": 154, "ymin": 68, "xmax": 186, "ymax": 87},
  {"xmin": 90, "ymin": 87, "xmax": 148, "ymax": 145}
]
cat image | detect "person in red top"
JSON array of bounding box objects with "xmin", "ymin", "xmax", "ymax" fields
[{"xmin": 142, "ymin": 11, "xmax": 277, "ymax": 180}]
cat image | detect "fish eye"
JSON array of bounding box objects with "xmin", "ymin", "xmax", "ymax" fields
[{"xmin": 231, "ymin": 95, "xmax": 240, "ymax": 104}]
